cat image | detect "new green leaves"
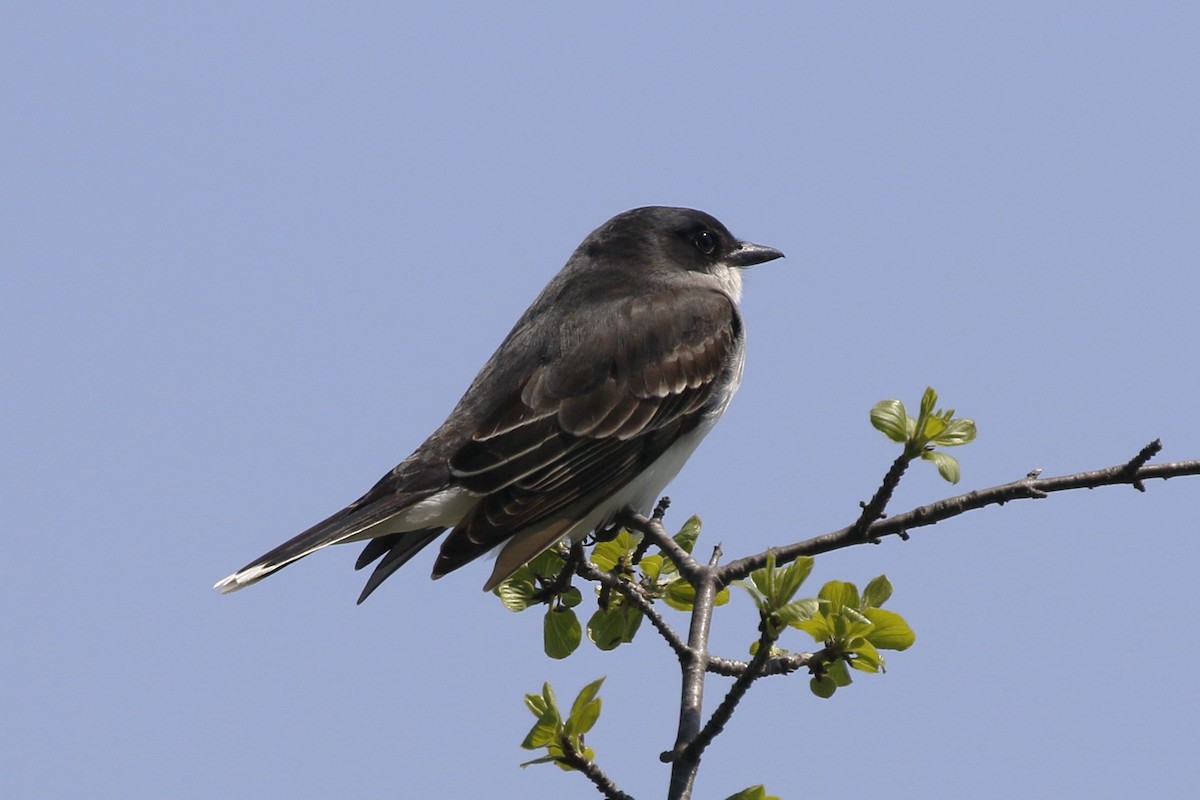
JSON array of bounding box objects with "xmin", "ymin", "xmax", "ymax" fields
[
  {"xmin": 737, "ymin": 552, "xmax": 817, "ymax": 638},
  {"xmin": 495, "ymin": 548, "xmax": 567, "ymax": 613},
  {"xmin": 494, "ymin": 516, "xmax": 725, "ymax": 658},
  {"xmin": 520, "ymin": 678, "xmax": 605, "ymax": 770},
  {"xmin": 495, "ymin": 547, "xmax": 584, "ymax": 660},
  {"xmin": 544, "ymin": 589, "xmax": 583, "ymax": 660},
  {"xmin": 871, "ymin": 387, "xmax": 977, "ymax": 482},
  {"xmin": 725, "ymin": 786, "xmax": 781, "ymax": 800},
  {"xmin": 738, "ymin": 559, "xmax": 916, "ymax": 699},
  {"xmin": 793, "ymin": 574, "xmax": 915, "ymax": 698}
]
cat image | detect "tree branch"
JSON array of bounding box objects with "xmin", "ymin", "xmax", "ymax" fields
[
  {"xmin": 566, "ymin": 443, "xmax": 1199, "ymax": 799},
  {"xmin": 707, "ymin": 650, "xmax": 815, "ymax": 678},
  {"xmin": 719, "ymin": 443, "xmax": 1200, "ymax": 583},
  {"xmin": 619, "ymin": 510, "xmax": 705, "ymax": 585},
  {"xmin": 615, "ymin": 510, "xmax": 718, "ymax": 798},
  {"xmin": 557, "ymin": 734, "xmax": 636, "ymax": 800},
  {"xmin": 680, "ymin": 627, "xmax": 778, "ymax": 765},
  {"xmin": 534, "ymin": 540, "xmax": 586, "ymax": 603},
  {"xmin": 661, "ymin": 565, "xmax": 718, "ymax": 800},
  {"xmin": 849, "ymin": 453, "xmax": 911, "ymax": 542},
  {"xmin": 500, "ymin": 432, "xmax": 1200, "ymax": 800}
]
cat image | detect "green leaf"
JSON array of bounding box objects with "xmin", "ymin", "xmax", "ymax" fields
[
  {"xmin": 541, "ymin": 682, "xmax": 559, "ymax": 712},
  {"xmin": 544, "ymin": 607, "xmax": 582, "ymax": 659},
  {"xmin": 932, "ymin": 417, "xmax": 977, "ymax": 446},
  {"xmin": 748, "ymin": 570, "xmax": 771, "ymax": 601},
  {"xmin": 832, "ymin": 606, "xmax": 874, "ymax": 641},
  {"xmin": 775, "ymin": 556, "xmax": 815, "ymax": 604},
  {"xmin": 566, "ymin": 698, "xmax": 601, "ymax": 738},
  {"xmin": 527, "ymin": 547, "xmax": 566, "ymax": 578},
  {"xmin": 591, "ymin": 531, "xmax": 638, "ymax": 571},
  {"xmin": 922, "ymin": 413, "xmax": 948, "ymax": 440},
  {"xmin": 724, "ymin": 786, "xmax": 780, "ymax": 800},
  {"xmin": 818, "ymin": 580, "xmax": 859, "ymax": 612},
  {"xmin": 919, "ymin": 386, "xmax": 938, "ymax": 421},
  {"xmin": 587, "ymin": 601, "xmax": 643, "ymax": 650},
  {"xmin": 565, "ymin": 677, "xmax": 605, "ymax": 738},
  {"xmin": 870, "ymin": 399, "xmax": 909, "ymax": 443},
  {"xmin": 495, "ymin": 577, "xmax": 537, "ymax": 611},
  {"xmin": 748, "ymin": 550, "xmax": 777, "ymax": 599},
  {"xmin": 663, "ymin": 580, "xmax": 731, "ymax": 611},
  {"xmin": 524, "ymin": 691, "xmax": 548, "ymax": 718},
  {"xmin": 586, "ymin": 606, "xmax": 622, "ymax": 650},
  {"xmin": 810, "ymin": 674, "xmax": 837, "ymax": 698},
  {"xmin": 775, "ymin": 598, "xmax": 820, "ymax": 627},
  {"xmin": 674, "ymin": 515, "xmax": 702, "ymax": 554},
  {"xmin": 519, "ymin": 754, "xmax": 561, "ymax": 768},
  {"xmin": 559, "ymin": 586, "xmax": 583, "ymax": 609},
  {"xmin": 863, "ymin": 607, "xmax": 916, "ymax": 650},
  {"xmin": 639, "ymin": 553, "xmax": 665, "ymax": 581},
  {"xmin": 620, "ymin": 602, "xmax": 645, "ymax": 640},
  {"xmin": 827, "ymin": 657, "xmax": 853, "ymax": 687},
  {"xmin": 922, "ymin": 450, "xmax": 961, "ymax": 483},
  {"xmin": 861, "ymin": 574, "xmax": 893, "ymax": 609},
  {"xmin": 793, "ymin": 611, "xmax": 833, "ymax": 640},
  {"xmin": 569, "ymin": 676, "xmax": 605, "ymax": 720},
  {"xmin": 847, "ymin": 640, "xmax": 884, "ymax": 673},
  {"xmin": 664, "ymin": 579, "xmax": 697, "ymax": 610},
  {"xmin": 521, "ymin": 683, "xmax": 562, "ymax": 750},
  {"xmin": 521, "ymin": 714, "xmax": 559, "ymax": 750}
]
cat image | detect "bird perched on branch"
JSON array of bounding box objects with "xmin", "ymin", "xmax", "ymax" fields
[{"xmin": 215, "ymin": 206, "xmax": 783, "ymax": 603}]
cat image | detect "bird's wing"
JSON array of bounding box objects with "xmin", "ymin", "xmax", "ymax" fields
[{"xmin": 433, "ymin": 286, "xmax": 741, "ymax": 580}]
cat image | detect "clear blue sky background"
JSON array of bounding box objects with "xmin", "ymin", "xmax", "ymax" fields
[{"xmin": 4, "ymin": 3, "xmax": 1198, "ymax": 798}]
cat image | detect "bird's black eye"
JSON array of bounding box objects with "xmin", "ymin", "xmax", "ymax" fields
[{"xmin": 692, "ymin": 228, "xmax": 718, "ymax": 256}]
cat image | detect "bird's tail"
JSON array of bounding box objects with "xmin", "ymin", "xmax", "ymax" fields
[
  {"xmin": 352, "ymin": 529, "xmax": 445, "ymax": 603},
  {"xmin": 213, "ymin": 505, "xmax": 366, "ymax": 594},
  {"xmin": 214, "ymin": 485, "xmax": 467, "ymax": 597}
]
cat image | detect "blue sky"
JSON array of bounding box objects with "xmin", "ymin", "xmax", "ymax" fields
[{"xmin": 4, "ymin": 3, "xmax": 1198, "ymax": 798}]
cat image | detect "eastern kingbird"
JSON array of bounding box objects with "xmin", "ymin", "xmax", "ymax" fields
[{"xmin": 216, "ymin": 207, "xmax": 783, "ymax": 603}]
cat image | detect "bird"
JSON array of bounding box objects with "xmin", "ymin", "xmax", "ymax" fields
[{"xmin": 215, "ymin": 206, "xmax": 784, "ymax": 603}]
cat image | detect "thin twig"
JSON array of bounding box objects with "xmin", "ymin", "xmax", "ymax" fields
[
  {"xmin": 619, "ymin": 511, "xmax": 704, "ymax": 586},
  {"xmin": 849, "ymin": 453, "xmax": 911, "ymax": 542},
  {"xmin": 1119, "ymin": 438, "xmax": 1162, "ymax": 491},
  {"xmin": 533, "ymin": 540, "xmax": 585, "ymax": 603},
  {"xmin": 575, "ymin": 560, "xmax": 691, "ymax": 662},
  {"xmin": 630, "ymin": 497, "xmax": 670, "ymax": 565},
  {"xmin": 718, "ymin": 447, "xmax": 1200, "ymax": 583}
]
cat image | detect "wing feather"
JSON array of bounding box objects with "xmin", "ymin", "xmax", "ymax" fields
[{"xmin": 433, "ymin": 288, "xmax": 741, "ymax": 578}]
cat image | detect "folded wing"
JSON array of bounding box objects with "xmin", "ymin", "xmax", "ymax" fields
[{"xmin": 431, "ymin": 287, "xmax": 742, "ymax": 584}]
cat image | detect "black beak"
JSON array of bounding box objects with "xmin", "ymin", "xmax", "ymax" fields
[{"xmin": 727, "ymin": 240, "xmax": 785, "ymax": 268}]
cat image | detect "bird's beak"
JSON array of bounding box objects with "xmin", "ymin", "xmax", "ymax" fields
[{"xmin": 727, "ymin": 241, "xmax": 785, "ymax": 268}]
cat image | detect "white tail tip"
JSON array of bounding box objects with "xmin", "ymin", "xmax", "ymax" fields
[{"xmin": 213, "ymin": 563, "xmax": 273, "ymax": 594}]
